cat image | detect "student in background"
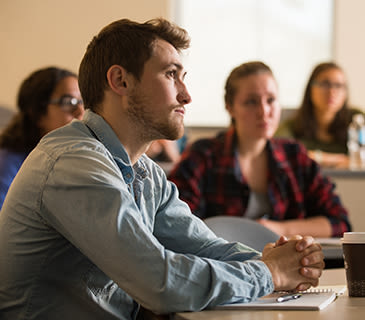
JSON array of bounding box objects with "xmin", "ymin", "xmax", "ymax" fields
[
  {"xmin": 275, "ymin": 62, "xmax": 363, "ymax": 168},
  {"xmin": 169, "ymin": 61, "xmax": 351, "ymax": 238},
  {"xmin": 146, "ymin": 134, "xmax": 188, "ymax": 176},
  {"xmin": 0, "ymin": 20, "xmax": 324, "ymax": 319},
  {"xmin": 0, "ymin": 66, "xmax": 84, "ymax": 208},
  {"xmin": 146, "ymin": 138, "xmax": 182, "ymax": 163}
]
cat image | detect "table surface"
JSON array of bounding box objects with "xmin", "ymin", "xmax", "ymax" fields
[
  {"xmin": 174, "ymin": 268, "xmax": 365, "ymax": 320},
  {"xmin": 322, "ymin": 166, "xmax": 365, "ymax": 178},
  {"xmin": 316, "ymin": 238, "xmax": 343, "ymax": 259}
]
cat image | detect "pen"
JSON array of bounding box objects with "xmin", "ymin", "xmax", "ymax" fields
[{"xmin": 276, "ymin": 293, "xmax": 302, "ymax": 303}]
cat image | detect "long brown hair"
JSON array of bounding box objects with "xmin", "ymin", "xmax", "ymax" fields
[
  {"xmin": 0, "ymin": 67, "xmax": 77, "ymax": 153},
  {"xmin": 291, "ymin": 62, "xmax": 351, "ymax": 143}
]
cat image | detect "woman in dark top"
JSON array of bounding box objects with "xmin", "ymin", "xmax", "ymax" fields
[{"xmin": 276, "ymin": 62, "xmax": 363, "ymax": 168}]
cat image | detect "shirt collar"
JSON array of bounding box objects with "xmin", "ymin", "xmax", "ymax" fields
[
  {"xmin": 82, "ymin": 110, "xmax": 148, "ymax": 181},
  {"xmin": 83, "ymin": 110, "xmax": 130, "ymax": 162}
]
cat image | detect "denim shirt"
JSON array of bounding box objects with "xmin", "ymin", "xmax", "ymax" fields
[{"xmin": 0, "ymin": 110, "xmax": 273, "ymax": 320}]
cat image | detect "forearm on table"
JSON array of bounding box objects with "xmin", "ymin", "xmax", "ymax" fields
[
  {"xmin": 258, "ymin": 216, "xmax": 332, "ymax": 238},
  {"xmin": 279, "ymin": 216, "xmax": 332, "ymax": 237}
]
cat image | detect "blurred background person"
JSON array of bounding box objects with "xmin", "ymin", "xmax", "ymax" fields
[
  {"xmin": 0, "ymin": 66, "xmax": 84, "ymax": 208},
  {"xmin": 169, "ymin": 61, "xmax": 350, "ymax": 238},
  {"xmin": 276, "ymin": 62, "xmax": 363, "ymax": 168},
  {"xmin": 146, "ymin": 134, "xmax": 188, "ymax": 174},
  {"xmin": 146, "ymin": 139, "xmax": 182, "ymax": 164}
]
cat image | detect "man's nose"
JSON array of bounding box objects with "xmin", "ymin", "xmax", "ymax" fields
[{"xmin": 177, "ymin": 83, "xmax": 192, "ymax": 105}]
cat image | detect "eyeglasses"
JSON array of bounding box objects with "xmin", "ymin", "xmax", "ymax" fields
[
  {"xmin": 311, "ymin": 80, "xmax": 347, "ymax": 91},
  {"xmin": 49, "ymin": 95, "xmax": 84, "ymax": 112}
]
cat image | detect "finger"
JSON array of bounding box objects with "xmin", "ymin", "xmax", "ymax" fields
[
  {"xmin": 296, "ymin": 236, "xmax": 315, "ymax": 251},
  {"xmin": 288, "ymin": 235, "xmax": 303, "ymax": 241},
  {"xmin": 296, "ymin": 281, "xmax": 321, "ymax": 291},
  {"xmin": 300, "ymin": 252, "xmax": 324, "ymax": 268},
  {"xmin": 275, "ymin": 235, "xmax": 288, "ymax": 247},
  {"xmin": 300, "ymin": 248, "xmax": 324, "ymax": 266},
  {"xmin": 297, "ymin": 277, "xmax": 320, "ymax": 290},
  {"xmin": 302, "ymin": 260, "xmax": 325, "ymax": 270},
  {"xmin": 301, "ymin": 243, "xmax": 323, "ymax": 260},
  {"xmin": 300, "ymin": 266, "xmax": 323, "ymax": 280},
  {"xmin": 296, "ymin": 283, "xmax": 312, "ymax": 291}
]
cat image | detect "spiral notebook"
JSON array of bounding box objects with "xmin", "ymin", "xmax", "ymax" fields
[{"xmin": 213, "ymin": 286, "xmax": 345, "ymax": 311}]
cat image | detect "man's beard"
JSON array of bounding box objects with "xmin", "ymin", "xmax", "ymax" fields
[{"xmin": 126, "ymin": 87, "xmax": 184, "ymax": 141}]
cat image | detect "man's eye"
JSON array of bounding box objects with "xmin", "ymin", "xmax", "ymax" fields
[{"xmin": 167, "ymin": 70, "xmax": 177, "ymax": 78}]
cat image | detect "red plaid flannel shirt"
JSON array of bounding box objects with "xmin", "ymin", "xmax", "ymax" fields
[{"xmin": 168, "ymin": 127, "xmax": 351, "ymax": 237}]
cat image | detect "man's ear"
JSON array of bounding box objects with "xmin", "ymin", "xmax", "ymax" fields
[{"xmin": 106, "ymin": 65, "xmax": 130, "ymax": 95}]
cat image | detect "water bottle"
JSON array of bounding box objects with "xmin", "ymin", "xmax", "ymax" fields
[
  {"xmin": 359, "ymin": 116, "xmax": 365, "ymax": 168},
  {"xmin": 348, "ymin": 114, "xmax": 365, "ymax": 169}
]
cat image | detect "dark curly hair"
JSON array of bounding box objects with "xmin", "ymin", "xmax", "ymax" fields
[{"xmin": 0, "ymin": 66, "xmax": 77, "ymax": 153}]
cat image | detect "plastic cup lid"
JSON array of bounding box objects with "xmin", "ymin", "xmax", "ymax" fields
[{"xmin": 341, "ymin": 232, "xmax": 365, "ymax": 244}]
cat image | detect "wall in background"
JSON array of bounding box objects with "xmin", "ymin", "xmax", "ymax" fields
[
  {"xmin": 173, "ymin": 0, "xmax": 334, "ymax": 126},
  {"xmin": 334, "ymin": 0, "xmax": 365, "ymax": 110},
  {"xmin": 1, "ymin": 0, "xmax": 365, "ymax": 127},
  {"xmin": 0, "ymin": 0, "xmax": 169, "ymax": 109}
]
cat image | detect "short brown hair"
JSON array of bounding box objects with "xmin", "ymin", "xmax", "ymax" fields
[
  {"xmin": 78, "ymin": 18, "xmax": 190, "ymax": 111},
  {"xmin": 224, "ymin": 61, "xmax": 273, "ymax": 106}
]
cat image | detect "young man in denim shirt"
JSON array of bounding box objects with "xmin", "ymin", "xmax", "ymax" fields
[{"xmin": 0, "ymin": 18, "xmax": 324, "ymax": 320}]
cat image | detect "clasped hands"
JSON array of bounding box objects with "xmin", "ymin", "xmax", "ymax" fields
[{"xmin": 262, "ymin": 235, "xmax": 325, "ymax": 292}]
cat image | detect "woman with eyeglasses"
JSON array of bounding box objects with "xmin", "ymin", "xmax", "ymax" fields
[
  {"xmin": 169, "ymin": 61, "xmax": 350, "ymax": 238},
  {"xmin": 0, "ymin": 66, "xmax": 84, "ymax": 208},
  {"xmin": 276, "ymin": 62, "xmax": 363, "ymax": 168}
]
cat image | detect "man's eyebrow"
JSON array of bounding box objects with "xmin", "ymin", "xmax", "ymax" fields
[{"xmin": 166, "ymin": 62, "xmax": 183, "ymax": 70}]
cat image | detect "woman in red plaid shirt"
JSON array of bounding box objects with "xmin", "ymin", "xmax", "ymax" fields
[{"xmin": 168, "ymin": 61, "xmax": 351, "ymax": 238}]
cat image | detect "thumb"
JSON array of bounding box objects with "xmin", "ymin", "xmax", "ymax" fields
[{"xmin": 275, "ymin": 235, "xmax": 288, "ymax": 247}]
